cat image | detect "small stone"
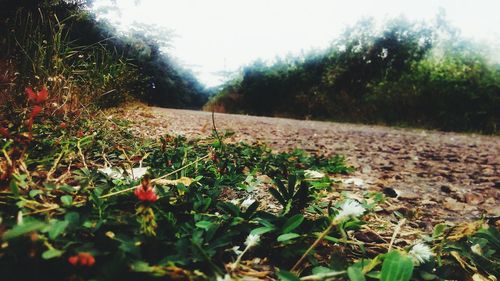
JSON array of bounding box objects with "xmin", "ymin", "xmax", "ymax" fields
[
  {"xmin": 464, "ymin": 193, "xmax": 484, "ymax": 205},
  {"xmin": 383, "ymin": 187, "xmax": 399, "ymax": 198},
  {"xmin": 440, "ymin": 185, "xmax": 452, "ymax": 193},
  {"xmin": 443, "ymin": 198, "xmax": 476, "ymax": 212},
  {"xmin": 355, "ymin": 229, "xmax": 386, "ymax": 243},
  {"xmin": 399, "ymin": 190, "xmax": 419, "ymax": 200}
]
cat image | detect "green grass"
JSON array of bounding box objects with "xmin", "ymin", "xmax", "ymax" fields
[
  {"xmin": 0, "ymin": 103, "xmax": 497, "ymax": 281},
  {"xmin": 0, "ymin": 3, "xmax": 497, "ymax": 280}
]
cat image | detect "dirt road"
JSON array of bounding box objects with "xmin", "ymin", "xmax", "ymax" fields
[{"xmin": 116, "ymin": 104, "xmax": 499, "ymax": 225}]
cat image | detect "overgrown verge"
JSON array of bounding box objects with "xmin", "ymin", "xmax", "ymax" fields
[
  {"xmin": 0, "ymin": 0, "xmax": 207, "ymax": 119},
  {"xmin": 0, "ymin": 89, "xmax": 497, "ymax": 281},
  {"xmin": 0, "ymin": 0, "xmax": 149, "ymax": 112},
  {"xmin": 205, "ymin": 18, "xmax": 500, "ymax": 133},
  {"xmin": 0, "ymin": 2, "xmax": 498, "ymax": 280}
]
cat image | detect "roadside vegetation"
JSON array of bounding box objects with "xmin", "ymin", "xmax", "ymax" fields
[
  {"xmin": 0, "ymin": 1, "xmax": 498, "ymax": 280},
  {"xmin": 205, "ymin": 18, "xmax": 500, "ymax": 134},
  {"xmin": 0, "ymin": 0, "xmax": 207, "ymax": 116}
]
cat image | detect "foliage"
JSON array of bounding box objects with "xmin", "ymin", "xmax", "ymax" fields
[
  {"xmin": 206, "ymin": 18, "xmax": 500, "ymax": 133},
  {"xmin": 0, "ymin": 3, "xmax": 498, "ymax": 280},
  {"xmin": 0, "ymin": 90, "xmax": 497, "ymax": 280},
  {"xmin": 0, "ymin": 0, "xmax": 147, "ymax": 111},
  {"xmin": 0, "ymin": 0, "xmax": 207, "ymax": 121}
]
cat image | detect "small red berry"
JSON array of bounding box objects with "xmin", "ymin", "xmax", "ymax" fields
[
  {"xmin": 86, "ymin": 254, "xmax": 96, "ymax": 266},
  {"xmin": 68, "ymin": 252, "xmax": 95, "ymax": 267},
  {"xmin": 68, "ymin": 255, "xmax": 78, "ymax": 266}
]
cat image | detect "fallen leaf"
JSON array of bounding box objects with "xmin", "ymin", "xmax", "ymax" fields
[
  {"xmin": 304, "ymin": 170, "xmax": 325, "ymax": 179},
  {"xmin": 447, "ymin": 221, "xmax": 482, "ymax": 241},
  {"xmin": 450, "ymin": 251, "xmax": 477, "ymax": 272},
  {"xmin": 342, "ymin": 178, "xmax": 365, "ymax": 187},
  {"xmin": 155, "ymin": 177, "xmax": 193, "ymax": 187}
]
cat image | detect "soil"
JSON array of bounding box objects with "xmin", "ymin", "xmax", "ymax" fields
[{"xmin": 112, "ymin": 103, "xmax": 500, "ymax": 229}]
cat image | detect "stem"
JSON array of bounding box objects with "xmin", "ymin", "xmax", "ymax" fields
[
  {"xmin": 300, "ymin": 270, "xmax": 346, "ymax": 281},
  {"xmin": 193, "ymin": 242, "xmax": 223, "ymax": 275},
  {"xmin": 211, "ymin": 110, "xmax": 224, "ymax": 152},
  {"xmin": 232, "ymin": 244, "xmax": 250, "ymax": 271},
  {"xmin": 47, "ymin": 143, "xmax": 68, "ymax": 180},
  {"xmin": 77, "ymin": 137, "xmax": 88, "ymax": 169},
  {"xmin": 99, "ymin": 154, "xmax": 209, "ymax": 199},
  {"xmin": 388, "ymin": 218, "xmax": 406, "ymax": 251},
  {"xmin": 291, "ymin": 218, "xmax": 340, "ymax": 273}
]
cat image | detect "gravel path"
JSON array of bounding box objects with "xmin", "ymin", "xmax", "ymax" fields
[{"xmin": 116, "ymin": 104, "xmax": 500, "ymax": 225}]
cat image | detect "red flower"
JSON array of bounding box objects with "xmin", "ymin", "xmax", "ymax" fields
[
  {"xmin": 26, "ymin": 105, "xmax": 44, "ymax": 129},
  {"xmin": 60, "ymin": 122, "xmax": 67, "ymax": 129},
  {"xmin": 134, "ymin": 178, "xmax": 158, "ymax": 202},
  {"xmin": 30, "ymin": 105, "xmax": 43, "ymax": 118},
  {"xmin": 68, "ymin": 252, "xmax": 95, "ymax": 267},
  {"xmin": 25, "ymin": 87, "xmax": 36, "ymax": 103},
  {"xmin": 36, "ymin": 87, "xmax": 48, "ymax": 103},
  {"xmin": 25, "ymin": 87, "xmax": 48, "ymax": 104}
]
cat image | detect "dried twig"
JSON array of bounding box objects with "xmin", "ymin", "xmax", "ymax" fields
[
  {"xmin": 388, "ymin": 218, "xmax": 406, "ymax": 251},
  {"xmin": 99, "ymin": 154, "xmax": 210, "ymax": 199}
]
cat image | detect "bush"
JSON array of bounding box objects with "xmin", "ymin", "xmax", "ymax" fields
[{"xmin": 206, "ymin": 18, "xmax": 500, "ymax": 133}]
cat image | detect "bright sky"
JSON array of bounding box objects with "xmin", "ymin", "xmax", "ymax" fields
[{"xmin": 91, "ymin": 0, "xmax": 500, "ymax": 87}]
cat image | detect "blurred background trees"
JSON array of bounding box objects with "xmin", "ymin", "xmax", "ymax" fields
[
  {"xmin": 2, "ymin": 0, "xmax": 497, "ymax": 133},
  {"xmin": 206, "ymin": 17, "xmax": 499, "ymax": 133}
]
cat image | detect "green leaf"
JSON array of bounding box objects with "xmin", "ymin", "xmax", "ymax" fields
[
  {"xmin": 277, "ymin": 270, "xmax": 301, "ymax": 281},
  {"xmin": 42, "ymin": 248, "xmax": 63, "ymax": 259},
  {"xmin": 3, "ymin": 220, "xmax": 47, "ymax": 240},
  {"xmin": 269, "ymin": 187, "xmax": 286, "ymax": 206},
  {"xmin": 48, "ymin": 220, "xmax": 69, "ymax": 240},
  {"xmin": 380, "ymin": 251, "xmax": 414, "ymax": 281},
  {"xmin": 276, "ymin": 180, "xmax": 290, "ymax": 199},
  {"xmin": 347, "ymin": 265, "xmax": 366, "ymax": 281},
  {"xmin": 432, "ymin": 223, "xmax": 447, "ymax": 239},
  {"xmin": 282, "ymin": 214, "xmax": 304, "ymax": 233},
  {"xmin": 59, "ymin": 185, "xmax": 76, "ymax": 193},
  {"xmin": 244, "ymin": 200, "xmax": 259, "ymax": 217},
  {"xmin": 283, "ymin": 200, "xmax": 292, "ymax": 215},
  {"xmin": 287, "ymin": 175, "xmax": 297, "ymax": 196},
  {"xmin": 366, "ymin": 271, "xmax": 381, "ymax": 279},
  {"xmin": 29, "ymin": 190, "xmax": 43, "ymax": 198},
  {"xmin": 219, "ymin": 202, "xmax": 240, "ymax": 216},
  {"xmin": 312, "ymin": 266, "xmax": 334, "ymax": 275},
  {"xmin": 195, "ymin": 220, "xmax": 213, "ymax": 230},
  {"xmin": 60, "ymin": 195, "xmax": 73, "ymax": 207},
  {"xmin": 9, "ymin": 178, "xmax": 19, "ymax": 197},
  {"xmin": 64, "ymin": 212, "xmax": 80, "ymax": 226},
  {"xmin": 131, "ymin": 261, "xmax": 154, "ymax": 272},
  {"xmin": 251, "ymin": 226, "xmax": 275, "ymax": 236},
  {"xmin": 277, "ymin": 233, "xmax": 300, "ymax": 242},
  {"xmin": 476, "ymin": 228, "xmax": 500, "ymax": 249}
]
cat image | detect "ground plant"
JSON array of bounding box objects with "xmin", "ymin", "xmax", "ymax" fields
[
  {"xmin": 0, "ymin": 89, "xmax": 498, "ymax": 280},
  {"xmin": 0, "ymin": 1, "xmax": 498, "ymax": 281}
]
